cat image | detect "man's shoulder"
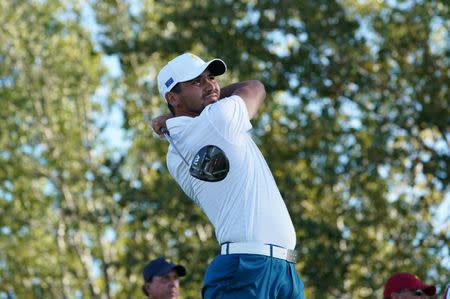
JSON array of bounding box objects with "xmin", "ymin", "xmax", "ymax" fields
[
  {"xmin": 166, "ymin": 115, "xmax": 197, "ymax": 135},
  {"xmin": 167, "ymin": 115, "xmax": 194, "ymax": 127},
  {"xmin": 205, "ymin": 95, "xmax": 245, "ymax": 115}
]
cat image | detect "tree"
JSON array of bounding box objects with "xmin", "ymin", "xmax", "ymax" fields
[
  {"xmin": 93, "ymin": 0, "xmax": 449, "ymax": 298},
  {"xmin": 1, "ymin": 0, "xmax": 448, "ymax": 298},
  {"xmin": 0, "ymin": 1, "xmax": 107, "ymax": 297}
]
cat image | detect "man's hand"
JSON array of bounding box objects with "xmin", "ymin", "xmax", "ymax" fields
[{"xmin": 151, "ymin": 113, "xmax": 173, "ymax": 137}]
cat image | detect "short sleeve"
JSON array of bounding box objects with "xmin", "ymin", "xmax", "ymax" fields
[{"xmin": 204, "ymin": 95, "xmax": 252, "ymax": 142}]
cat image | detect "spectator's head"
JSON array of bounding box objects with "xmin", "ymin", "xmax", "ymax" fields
[
  {"xmin": 142, "ymin": 257, "xmax": 186, "ymax": 299},
  {"xmin": 384, "ymin": 272, "xmax": 436, "ymax": 299}
]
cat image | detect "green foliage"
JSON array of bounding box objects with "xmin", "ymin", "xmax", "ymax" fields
[
  {"xmin": 1, "ymin": 1, "xmax": 106, "ymax": 298},
  {"xmin": 1, "ymin": 0, "xmax": 449, "ymax": 298}
]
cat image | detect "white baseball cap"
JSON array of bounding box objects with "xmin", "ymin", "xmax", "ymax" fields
[{"xmin": 157, "ymin": 53, "xmax": 227, "ymax": 101}]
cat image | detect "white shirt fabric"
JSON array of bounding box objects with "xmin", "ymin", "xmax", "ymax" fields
[{"xmin": 165, "ymin": 95, "xmax": 296, "ymax": 249}]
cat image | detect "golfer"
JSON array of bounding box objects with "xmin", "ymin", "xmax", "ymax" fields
[{"xmin": 152, "ymin": 53, "xmax": 304, "ymax": 299}]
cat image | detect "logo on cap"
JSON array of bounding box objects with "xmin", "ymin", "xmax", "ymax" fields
[{"xmin": 165, "ymin": 77, "xmax": 174, "ymax": 88}]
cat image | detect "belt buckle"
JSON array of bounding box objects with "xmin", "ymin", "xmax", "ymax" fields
[{"xmin": 286, "ymin": 249, "xmax": 297, "ymax": 263}]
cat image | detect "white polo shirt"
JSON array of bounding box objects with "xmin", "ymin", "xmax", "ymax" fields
[{"xmin": 165, "ymin": 95, "xmax": 296, "ymax": 249}]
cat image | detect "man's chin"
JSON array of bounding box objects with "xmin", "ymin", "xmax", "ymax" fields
[{"xmin": 204, "ymin": 94, "xmax": 219, "ymax": 103}]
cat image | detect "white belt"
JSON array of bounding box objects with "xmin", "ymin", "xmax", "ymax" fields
[{"xmin": 220, "ymin": 242, "xmax": 297, "ymax": 263}]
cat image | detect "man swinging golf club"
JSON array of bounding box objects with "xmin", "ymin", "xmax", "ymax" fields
[{"xmin": 152, "ymin": 53, "xmax": 304, "ymax": 299}]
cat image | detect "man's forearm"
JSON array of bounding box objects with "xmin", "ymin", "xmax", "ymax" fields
[{"xmin": 220, "ymin": 81, "xmax": 257, "ymax": 99}]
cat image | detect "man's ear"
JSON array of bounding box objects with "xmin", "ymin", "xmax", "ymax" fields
[
  {"xmin": 165, "ymin": 91, "xmax": 179, "ymax": 107},
  {"xmin": 142, "ymin": 282, "xmax": 150, "ymax": 296}
]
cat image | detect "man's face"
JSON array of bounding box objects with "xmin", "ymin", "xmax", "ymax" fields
[
  {"xmin": 169, "ymin": 69, "xmax": 220, "ymax": 116},
  {"xmin": 391, "ymin": 289, "xmax": 431, "ymax": 299},
  {"xmin": 144, "ymin": 270, "xmax": 180, "ymax": 299}
]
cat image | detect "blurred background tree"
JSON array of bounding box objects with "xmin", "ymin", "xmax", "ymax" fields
[{"xmin": 1, "ymin": 0, "xmax": 448, "ymax": 298}]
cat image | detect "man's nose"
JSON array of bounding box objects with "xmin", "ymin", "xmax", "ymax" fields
[
  {"xmin": 203, "ymin": 78, "xmax": 215, "ymax": 90},
  {"xmin": 169, "ymin": 278, "xmax": 179, "ymax": 287}
]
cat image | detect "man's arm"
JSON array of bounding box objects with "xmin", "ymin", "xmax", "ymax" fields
[
  {"xmin": 220, "ymin": 80, "xmax": 266, "ymax": 119},
  {"xmin": 151, "ymin": 80, "xmax": 266, "ymax": 135},
  {"xmin": 151, "ymin": 112, "xmax": 172, "ymax": 136}
]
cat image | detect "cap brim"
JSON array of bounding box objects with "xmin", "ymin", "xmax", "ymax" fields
[
  {"xmin": 422, "ymin": 285, "xmax": 436, "ymax": 296},
  {"xmin": 206, "ymin": 59, "xmax": 226, "ymax": 76},
  {"xmin": 156, "ymin": 263, "xmax": 186, "ymax": 278},
  {"xmin": 179, "ymin": 59, "xmax": 226, "ymax": 83},
  {"xmin": 173, "ymin": 265, "xmax": 186, "ymax": 277}
]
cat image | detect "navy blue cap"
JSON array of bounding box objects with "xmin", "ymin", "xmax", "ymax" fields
[{"xmin": 142, "ymin": 257, "xmax": 186, "ymax": 282}]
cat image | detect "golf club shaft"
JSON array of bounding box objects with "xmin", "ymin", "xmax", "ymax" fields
[{"xmin": 161, "ymin": 127, "xmax": 190, "ymax": 167}]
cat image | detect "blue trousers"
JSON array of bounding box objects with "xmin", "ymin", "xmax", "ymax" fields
[{"xmin": 202, "ymin": 254, "xmax": 305, "ymax": 299}]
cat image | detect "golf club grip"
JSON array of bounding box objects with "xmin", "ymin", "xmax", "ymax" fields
[{"xmin": 160, "ymin": 127, "xmax": 169, "ymax": 135}]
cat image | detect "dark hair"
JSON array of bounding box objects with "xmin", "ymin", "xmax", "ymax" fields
[
  {"xmin": 167, "ymin": 103, "xmax": 175, "ymax": 116},
  {"xmin": 167, "ymin": 83, "xmax": 181, "ymax": 116},
  {"xmin": 142, "ymin": 274, "xmax": 153, "ymax": 297},
  {"xmin": 171, "ymin": 83, "xmax": 181, "ymax": 93},
  {"xmin": 142, "ymin": 285, "xmax": 148, "ymax": 296}
]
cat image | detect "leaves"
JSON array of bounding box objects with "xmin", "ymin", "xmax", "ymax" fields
[{"xmin": 1, "ymin": 0, "xmax": 449, "ymax": 298}]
